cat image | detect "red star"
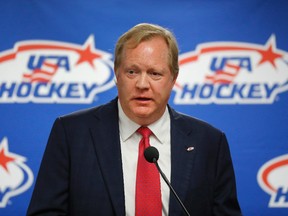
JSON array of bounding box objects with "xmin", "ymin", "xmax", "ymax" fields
[
  {"xmin": 0, "ymin": 146, "xmax": 16, "ymax": 172},
  {"xmin": 75, "ymin": 42, "xmax": 101, "ymax": 69},
  {"xmin": 257, "ymin": 43, "xmax": 283, "ymax": 68}
]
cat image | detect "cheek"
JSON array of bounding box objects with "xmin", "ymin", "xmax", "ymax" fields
[
  {"xmin": 156, "ymin": 81, "xmax": 174, "ymax": 95},
  {"xmin": 117, "ymin": 77, "xmax": 133, "ymax": 94}
]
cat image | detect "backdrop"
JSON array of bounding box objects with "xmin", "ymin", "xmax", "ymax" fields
[{"xmin": 0, "ymin": 0, "xmax": 287, "ymax": 215}]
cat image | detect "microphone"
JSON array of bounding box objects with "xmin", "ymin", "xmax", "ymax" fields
[{"xmin": 144, "ymin": 146, "xmax": 191, "ymax": 216}]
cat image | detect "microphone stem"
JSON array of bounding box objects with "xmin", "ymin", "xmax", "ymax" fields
[{"xmin": 154, "ymin": 161, "xmax": 191, "ymax": 216}]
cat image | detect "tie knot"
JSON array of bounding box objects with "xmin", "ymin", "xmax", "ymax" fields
[{"xmin": 137, "ymin": 127, "xmax": 152, "ymax": 138}]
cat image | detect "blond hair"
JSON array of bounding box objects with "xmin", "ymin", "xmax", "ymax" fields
[{"xmin": 114, "ymin": 23, "xmax": 179, "ymax": 77}]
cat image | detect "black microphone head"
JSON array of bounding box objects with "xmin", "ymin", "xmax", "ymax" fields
[{"xmin": 144, "ymin": 146, "xmax": 159, "ymax": 163}]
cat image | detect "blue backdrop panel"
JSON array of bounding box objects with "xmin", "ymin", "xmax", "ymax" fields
[{"xmin": 0, "ymin": 0, "xmax": 288, "ymax": 215}]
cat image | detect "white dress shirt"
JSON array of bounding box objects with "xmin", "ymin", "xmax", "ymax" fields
[{"xmin": 118, "ymin": 100, "xmax": 171, "ymax": 216}]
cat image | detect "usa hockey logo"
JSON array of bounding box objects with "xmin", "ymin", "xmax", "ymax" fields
[
  {"xmin": 0, "ymin": 36, "xmax": 115, "ymax": 103},
  {"xmin": 257, "ymin": 154, "xmax": 288, "ymax": 207},
  {"xmin": 0, "ymin": 137, "xmax": 33, "ymax": 207},
  {"xmin": 174, "ymin": 35, "xmax": 288, "ymax": 104}
]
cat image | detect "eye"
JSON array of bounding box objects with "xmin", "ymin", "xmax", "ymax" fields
[
  {"xmin": 149, "ymin": 71, "xmax": 162, "ymax": 80},
  {"xmin": 126, "ymin": 69, "xmax": 139, "ymax": 78}
]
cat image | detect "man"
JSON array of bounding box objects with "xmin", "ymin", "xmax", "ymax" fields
[{"xmin": 27, "ymin": 23, "xmax": 242, "ymax": 215}]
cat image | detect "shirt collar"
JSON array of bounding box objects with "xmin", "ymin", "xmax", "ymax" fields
[
  {"xmin": 118, "ymin": 100, "xmax": 139, "ymax": 142},
  {"xmin": 118, "ymin": 100, "xmax": 170, "ymax": 144}
]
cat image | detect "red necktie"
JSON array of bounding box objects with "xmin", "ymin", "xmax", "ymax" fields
[{"xmin": 135, "ymin": 127, "xmax": 162, "ymax": 216}]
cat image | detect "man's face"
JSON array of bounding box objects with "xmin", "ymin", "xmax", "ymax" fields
[{"xmin": 115, "ymin": 36, "xmax": 177, "ymax": 126}]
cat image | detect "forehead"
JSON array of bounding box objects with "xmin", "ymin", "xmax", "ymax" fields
[
  {"xmin": 123, "ymin": 37, "xmax": 169, "ymax": 58},
  {"xmin": 122, "ymin": 39, "xmax": 169, "ymax": 70}
]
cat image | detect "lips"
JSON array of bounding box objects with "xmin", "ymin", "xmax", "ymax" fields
[
  {"xmin": 134, "ymin": 96, "xmax": 152, "ymax": 102},
  {"xmin": 136, "ymin": 97, "xmax": 151, "ymax": 101}
]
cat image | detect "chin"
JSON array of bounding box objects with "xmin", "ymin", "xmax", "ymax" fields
[
  {"xmin": 133, "ymin": 107, "xmax": 153, "ymax": 116},
  {"xmin": 133, "ymin": 112, "xmax": 151, "ymax": 119}
]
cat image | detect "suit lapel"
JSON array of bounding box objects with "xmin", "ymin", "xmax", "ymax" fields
[
  {"xmin": 88, "ymin": 101, "xmax": 197, "ymax": 216},
  {"xmin": 90, "ymin": 99, "xmax": 125, "ymax": 216},
  {"xmin": 168, "ymin": 107, "xmax": 197, "ymax": 216}
]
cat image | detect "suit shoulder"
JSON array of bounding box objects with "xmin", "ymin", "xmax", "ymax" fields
[
  {"xmin": 170, "ymin": 107, "xmax": 223, "ymax": 135},
  {"xmin": 57, "ymin": 98, "xmax": 117, "ymax": 123}
]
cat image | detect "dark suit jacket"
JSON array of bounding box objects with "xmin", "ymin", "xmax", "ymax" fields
[{"xmin": 27, "ymin": 98, "xmax": 242, "ymax": 216}]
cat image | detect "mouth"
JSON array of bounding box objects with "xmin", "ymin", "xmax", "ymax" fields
[
  {"xmin": 136, "ymin": 97, "xmax": 150, "ymax": 100},
  {"xmin": 134, "ymin": 97, "xmax": 152, "ymax": 102}
]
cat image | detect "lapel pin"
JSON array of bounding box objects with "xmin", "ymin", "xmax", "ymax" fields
[{"xmin": 186, "ymin": 146, "xmax": 194, "ymax": 152}]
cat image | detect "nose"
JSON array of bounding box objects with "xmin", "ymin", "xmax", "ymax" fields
[{"xmin": 136, "ymin": 73, "xmax": 149, "ymax": 89}]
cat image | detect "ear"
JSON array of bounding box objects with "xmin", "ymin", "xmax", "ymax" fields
[
  {"xmin": 114, "ymin": 69, "xmax": 118, "ymax": 85},
  {"xmin": 172, "ymin": 72, "xmax": 178, "ymax": 83}
]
